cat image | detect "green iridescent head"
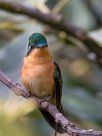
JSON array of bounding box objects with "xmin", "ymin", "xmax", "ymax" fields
[{"xmin": 28, "ymin": 33, "xmax": 48, "ymax": 50}]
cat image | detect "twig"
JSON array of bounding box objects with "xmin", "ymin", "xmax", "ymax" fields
[
  {"xmin": 0, "ymin": 70, "xmax": 102, "ymax": 136},
  {"xmin": 0, "ymin": 0, "xmax": 102, "ymax": 67}
]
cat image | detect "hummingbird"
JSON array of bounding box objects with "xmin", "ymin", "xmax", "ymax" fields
[{"xmin": 21, "ymin": 33, "xmax": 64, "ymax": 133}]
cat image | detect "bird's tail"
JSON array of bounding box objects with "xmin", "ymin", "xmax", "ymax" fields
[{"xmin": 39, "ymin": 109, "xmax": 64, "ymax": 133}]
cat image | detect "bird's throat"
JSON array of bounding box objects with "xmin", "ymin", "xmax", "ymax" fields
[{"xmin": 25, "ymin": 47, "xmax": 53, "ymax": 65}]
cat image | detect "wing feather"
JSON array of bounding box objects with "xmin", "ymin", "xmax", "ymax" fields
[{"xmin": 54, "ymin": 62, "xmax": 63, "ymax": 114}]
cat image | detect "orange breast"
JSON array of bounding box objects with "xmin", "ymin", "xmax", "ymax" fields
[{"xmin": 21, "ymin": 48, "xmax": 54, "ymax": 98}]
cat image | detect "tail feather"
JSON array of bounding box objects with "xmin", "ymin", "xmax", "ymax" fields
[{"xmin": 39, "ymin": 109, "xmax": 64, "ymax": 133}]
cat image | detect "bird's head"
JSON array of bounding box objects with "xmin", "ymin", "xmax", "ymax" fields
[{"xmin": 27, "ymin": 33, "xmax": 48, "ymax": 55}]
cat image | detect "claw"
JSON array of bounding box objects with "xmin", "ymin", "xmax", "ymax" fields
[
  {"xmin": 41, "ymin": 96, "xmax": 51, "ymax": 102},
  {"xmin": 25, "ymin": 93, "xmax": 32, "ymax": 98}
]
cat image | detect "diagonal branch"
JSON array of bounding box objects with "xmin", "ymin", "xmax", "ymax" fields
[
  {"xmin": 0, "ymin": 70, "xmax": 102, "ymax": 136},
  {"xmin": 0, "ymin": 0, "xmax": 102, "ymax": 67}
]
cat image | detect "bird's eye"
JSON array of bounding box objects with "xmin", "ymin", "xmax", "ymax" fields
[
  {"xmin": 28, "ymin": 41, "xmax": 35, "ymax": 51},
  {"xmin": 28, "ymin": 44, "xmax": 31, "ymax": 51},
  {"xmin": 28, "ymin": 44, "xmax": 35, "ymax": 51}
]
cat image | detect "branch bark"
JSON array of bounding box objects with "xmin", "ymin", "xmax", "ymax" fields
[
  {"xmin": 0, "ymin": 0, "xmax": 102, "ymax": 67},
  {"xmin": 0, "ymin": 70, "xmax": 102, "ymax": 136}
]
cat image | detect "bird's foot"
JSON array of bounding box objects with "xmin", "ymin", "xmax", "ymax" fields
[
  {"xmin": 25, "ymin": 92, "xmax": 32, "ymax": 98},
  {"xmin": 39, "ymin": 96, "xmax": 51, "ymax": 109},
  {"xmin": 41, "ymin": 96, "xmax": 51, "ymax": 102}
]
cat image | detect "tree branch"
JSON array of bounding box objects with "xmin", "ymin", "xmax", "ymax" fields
[
  {"xmin": 0, "ymin": 0, "xmax": 102, "ymax": 67},
  {"xmin": 0, "ymin": 70, "xmax": 102, "ymax": 136}
]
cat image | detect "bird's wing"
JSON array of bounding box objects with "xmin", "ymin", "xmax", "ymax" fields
[
  {"xmin": 54, "ymin": 62, "xmax": 64, "ymax": 114},
  {"xmin": 39, "ymin": 62, "xmax": 64, "ymax": 133}
]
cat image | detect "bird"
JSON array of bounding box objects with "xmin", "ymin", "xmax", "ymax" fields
[{"xmin": 21, "ymin": 32, "xmax": 64, "ymax": 134}]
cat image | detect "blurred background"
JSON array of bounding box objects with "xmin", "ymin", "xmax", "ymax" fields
[{"xmin": 0, "ymin": 0, "xmax": 102, "ymax": 136}]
